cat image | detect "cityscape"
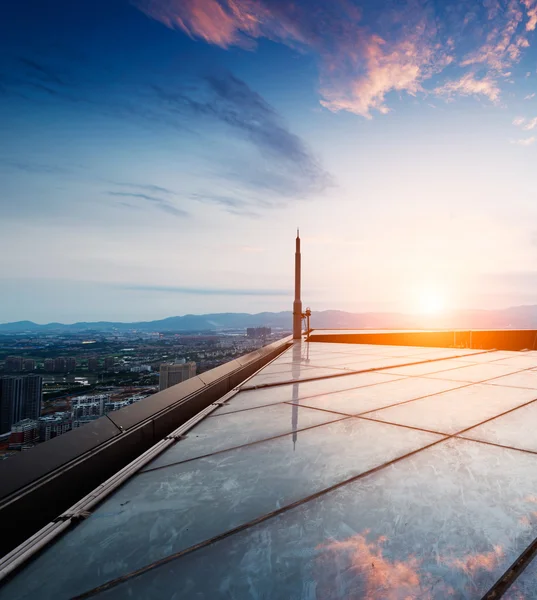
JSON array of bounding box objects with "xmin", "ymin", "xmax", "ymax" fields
[
  {"xmin": 0, "ymin": 325, "xmax": 281, "ymax": 459},
  {"xmin": 3, "ymin": 0, "xmax": 537, "ymax": 597}
]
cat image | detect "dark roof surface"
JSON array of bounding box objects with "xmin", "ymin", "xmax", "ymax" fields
[{"xmin": 3, "ymin": 340, "xmax": 537, "ymax": 599}]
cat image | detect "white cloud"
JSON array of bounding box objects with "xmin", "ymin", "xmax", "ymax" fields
[
  {"xmin": 510, "ymin": 136, "xmax": 536, "ymax": 145},
  {"xmin": 522, "ymin": 116, "xmax": 537, "ymax": 129}
]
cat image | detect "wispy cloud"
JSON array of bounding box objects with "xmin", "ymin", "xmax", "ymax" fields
[
  {"xmin": 133, "ymin": 0, "xmax": 537, "ymax": 118},
  {"xmin": 108, "ymin": 191, "xmax": 189, "ymax": 217},
  {"xmin": 523, "ymin": 116, "xmax": 537, "ymax": 129},
  {"xmin": 124, "ymin": 284, "xmax": 290, "ymax": 296},
  {"xmin": 189, "ymin": 192, "xmax": 261, "ymax": 217},
  {"xmin": 510, "ymin": 136, "xmax": 536, "ymax": 145},
  {"xmin": 152, "ymin": 72, "xmax": 332, "ymax": 195},
  {"xmin": 512, "ymin": 115, "xmax": 537, "ymax": 129},
  {"xmin": 18, "ymin": 57, "xmax": 66, "ymax": 87},
  {"xmin": 1, "ymin": 159, "xmax": 70, "ymax": 174},
  {"xmin": 460, "ymin": 0, "xmax": 529, "ymax": 72},
  {"xmin": 525, "ymin": 92, "xmax": 536, "ymax": 99},
  {"xmin": 111, "ymin": 182, "xmax": 175, "ymax": 195},
  {"xmin": 434, "ymin": 73, "xmax": 501, "ymax": 103}
]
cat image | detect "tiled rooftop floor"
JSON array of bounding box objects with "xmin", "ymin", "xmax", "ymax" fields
[{"xmin": 3, "ymin": 341, "xmax": 537, "ymax": 599}]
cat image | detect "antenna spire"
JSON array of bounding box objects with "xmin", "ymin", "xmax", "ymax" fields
[{"xmin": 293, "ymin": 230, "xmax": 302, "ymax": 340}]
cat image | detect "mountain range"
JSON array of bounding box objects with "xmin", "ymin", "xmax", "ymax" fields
[{"xmin": 3, "ymin": 305, "xmax": 537, "ymax": 333}]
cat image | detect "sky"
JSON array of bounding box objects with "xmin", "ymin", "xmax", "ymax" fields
[{"xmin": 2, "ymin": 0, "xmax": 537, "ymax": 323}]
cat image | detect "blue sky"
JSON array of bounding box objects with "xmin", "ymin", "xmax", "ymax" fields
[{"xmin": 1, "ymin": 0, "xmax": 537, "ymax": 323}]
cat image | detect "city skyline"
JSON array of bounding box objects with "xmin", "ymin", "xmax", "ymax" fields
[{"xmin": 2, "ymin": 0, "xmax": 537, "ymax": 322}]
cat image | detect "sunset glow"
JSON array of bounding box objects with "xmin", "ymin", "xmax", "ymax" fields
[
  {"xmin": 2, "ymin": 0, "xmax": 537, "ymax": 322},
  {"xmin": 417, "ymin": 286, "xmax": 446, "ymax": 315}
]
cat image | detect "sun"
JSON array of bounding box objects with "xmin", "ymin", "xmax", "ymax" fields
[{"xmin": 417, "ymin": 286, "xmax": 446, "ymax": 315}]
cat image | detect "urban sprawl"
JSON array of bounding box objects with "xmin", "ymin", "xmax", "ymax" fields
[{"xmin": 0, "ymin": 326, "xmax": 281, "ymax": 459}]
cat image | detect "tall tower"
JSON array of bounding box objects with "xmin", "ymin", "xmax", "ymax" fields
[{"xmin": 293, "ymin": 229, "xmax": 302, "ymax": 340}]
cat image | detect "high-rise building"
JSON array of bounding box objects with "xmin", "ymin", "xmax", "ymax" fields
[
  {"xmin": 44, "ymin": 359, "xmax": 55, "ymax": 373},
  {"xmin": 159, "ymin": 362, "xmax": 197, "ymax": 391},
  {"xmin": 23, "ymin": 359, "xmax": 36, "ymax": 372},
  {"xmin": 104, "ymin": 357, "xmax": 115, "ymax": 371},
  {"xmin": 66, "ymin": 357, "xmax": 77, "ymax": 372},
  {"xmin": 54, "ymin": 357, "xmax": 67, "ymax": 373},
  {"xmin": 87, "ymin": 357, "xmax": 99, "ymax": 372},
  {"xmin": 5, "ymin": 357, "xmax": 23, "ymax": 373},
  {"xmin": 0, "ymin": 375, "xmax": 43, "ymax": 434}
]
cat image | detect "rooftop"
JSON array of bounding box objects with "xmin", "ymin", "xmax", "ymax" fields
[{"xmin": 3, "ymin": 336, "xmax": 537, "ymax": 598}]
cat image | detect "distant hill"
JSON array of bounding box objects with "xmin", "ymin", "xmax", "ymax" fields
[{"xmin": 3, "ymin": 305, "xmax": 537, "ymax": 333}]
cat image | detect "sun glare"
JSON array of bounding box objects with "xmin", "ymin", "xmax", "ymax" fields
[{"xmin": 417, "ymin": 286, "xmax": 446, "ymax": 315}]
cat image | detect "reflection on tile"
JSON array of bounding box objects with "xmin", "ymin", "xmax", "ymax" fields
[
  {"xmin": 457, "ymin": 351, "xmax": 518, "ymax": 363},
  {"xmin": 97, "ymin": 439, "xmax": 537, "ymax": 600},
  {"xmin": 143, "ymin": 403, "xmax": 345, "ymax": 470},
  {"xmin": 216, "ymin": 372, "xmax": 404, "ymax": 415},
  {"xmin": 414, "ymin": 348, "xmax": 480, "ymax": 357},
  {"xmin": 296, "ymin": 377, "xmax": 465, "ymax": 416},
  {"xmin": 245, "ymin": 366, "xmax": 351, "ymax": 387},
  {"xmin": 484, "ymin": 370, "xmax": 537, "ymax": 390},
  {"xmin": 491, "ymin": 356, "xmax": 537, "ymax": 368},
  {"xmin": 1, "ymin": 421, "xmax": 442, "ymax": 600},
  {"xmin": 331, "ymin": 357, "xmax": 426, "ymax": 371},
  {"xmin": 254, "ymin": 362, "xmax": 319, "ymax": 376},
  {"xmin": 365, "ymin": 384, "xmax": 537, "ymax": 434},
  {"xmin": 426, "ymin": 363, "xmax": 525, "ymax": 383},
  {"xmin": 380, "ymin": 359, "xmax": 480, "ymax": 377},
  {"xmin": 461, "ymin": 401, "xmax": 537, "ymax": 452},
  {"xmin": 296, "ymin": 354, "xmax": 385, "ymax": 368}
]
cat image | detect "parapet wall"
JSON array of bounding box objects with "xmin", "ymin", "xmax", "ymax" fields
[
  {"xmin": 0, "ymin": 336, "xmax": 291, "ymax": 557},
  {"xmin": 309, "ymin": 329, "xmax": 537, "ymax": 351}
]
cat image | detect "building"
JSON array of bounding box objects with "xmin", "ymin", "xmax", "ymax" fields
[
  {"xmin": 66, "ymin": 358, "xmax": 77, "ymax": 372},
  {"xmin": 54, "ymin": 357, "xmax": 67, "ymax": 373},
  {"xmin": 38, "ymin": 413, "xmax": 72, "ymax": 442},
  {"xmin": 246, "ymin": 327, "xmax": 272, "ymax": 339},
  {"xmin": 4, "ymin": 357, "xmax": 23, "ymax": 373},
  {"xmin": 44, "ymin": 359, "xmax": 55, "ymax": 373},
  {"xmin": 130, "ymin": 365, "xmax": 152, "ymax": 373},
  {"xmin": 159, "ymin": 362, "xmax": 197, "ymax": 391},
  {"xmin": 104, "ymin": 357, "xmax": 115, "ymax": 371},
  {"xmin": 8, "ymin": 419, "xmax": 39, "ymax": 449},
  {"xmin": 87, "ymin": 357, "xmax": 99, "ymax": 372},
  {"xmin": 70, "ymin": 394, "xmax": 109, "ymax": 423},
  {"xmin": 23, "ymin": 359, "xmax": 36, "ymax": 372},
  {"xmin": 0, "ymin": 375, "xmax": 43, "ymax": 435}
]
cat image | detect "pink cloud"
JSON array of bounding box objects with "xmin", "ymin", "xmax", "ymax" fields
[
  {"xmin": 460, "ymin": 0, "xmax": 528, "ymax": 71},
  {"xmin": 434, "ymin": 72, "xmax": 501, "ymax": 102},
  {"xmin": 523, "ymin": 0, "xmax": 537, "ymax": 31},
  {"xmin": 133, "ymin": 0, "xmax": 536, "ymax": 118}
]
